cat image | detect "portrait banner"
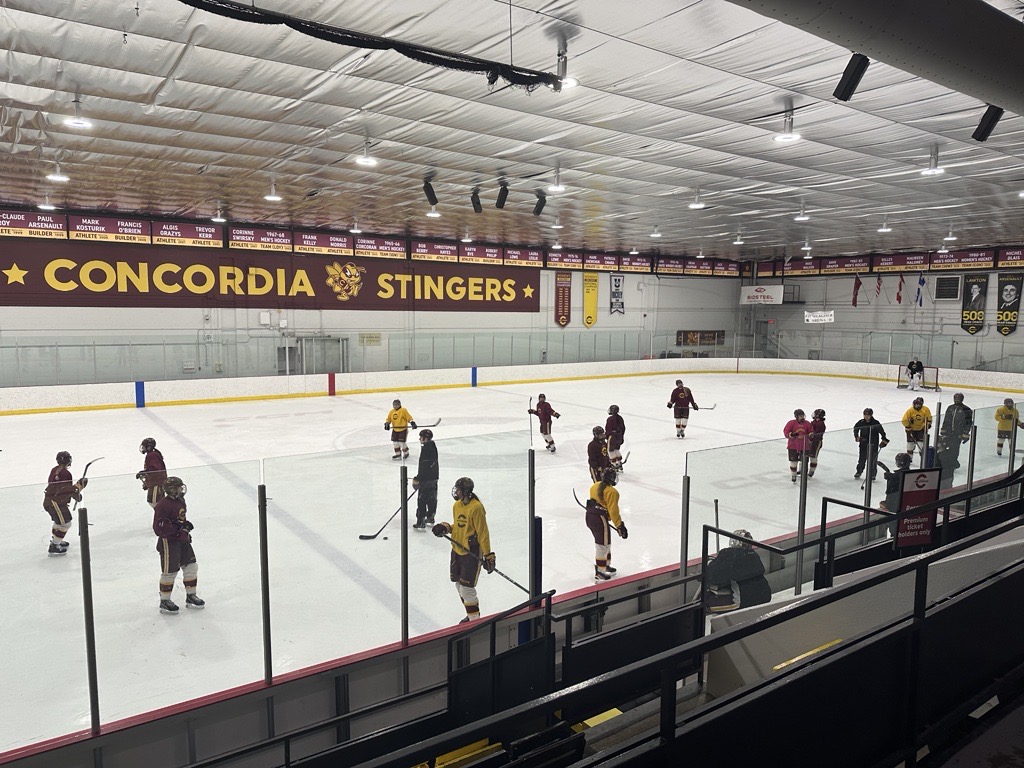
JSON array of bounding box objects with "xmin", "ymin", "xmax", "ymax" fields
[
  {"xmin": 554, "ymin": 271, "xmax": 572, "ymax": 327},
  {"xmin": 582, "ymin": 271, "xmax": 598, "ymax": 327},
  {"xmin": 609, "ymin": 273, "xmax": 625, "ymax": 315},
  {"xmin": 996, "ymin": 273, "xmax": 1023, "ymax": 336},
  {"xmin": 961, "ymin": 274, "xmax": 988, "ymax": 335}
]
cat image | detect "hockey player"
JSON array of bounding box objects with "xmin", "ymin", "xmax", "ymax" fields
[
  {"xmin": 853, "ymin": 408, "xmax": 889, "ymax": 480},
  {"xmin": 588, "ymin": 426, "xmax": 612, "ymax": 482},
  {"xmin": 938, "ymin": 393, "xmax": 972, "ymax": 470},
  {"xmin": 901, "ymin": 397, "xmax": 932, "ymax": 461},
  {"xmin": 153, "ymin": 476, "xmax": 205, "ymax": 614},
  {"xmin": 605, "ymin": 405, "xmax": 626, "ymax": 471},
  {"xmin": 587, "ymin": 467, "xmax": 627, "ymax": 582},
  {"xmin": 667, "ymin": 379, "xmax": 699, "ymax": 438},
  {"xmin": 432, "ymin": 477, "xmax": 495, "ymax": 623},
  {"xmin": 881, "ymin": 452, "xmax": 914, "ymax": 537},
  {"xmin": 995, "ymin": 398, "xmax": 1024, "ymax": 456},
  {"xmin": 384, "ymin": 398, "xmax": 417, "ymax": 461},
  {"xmin": 906, "ymin": 357, "xmax": 925, "ymax": 391},
  {"xmin": 136, "ymin": 437, "xmax": 168, "ymax": 509},
  {"xmin": 42, "ymin": 451, "xmax": 86, "ymax": 557},
  {"xmin": 807, "ymin": 409, "xmax": 827, "ymax": 477},
  {"xmin": 783, "ymin": 409, "xmax": 812, "ymax": 483},
  {"xmin": 412, "ymin": 429, "xmax": 439, "ymax": 530},
  {"xmin": 703, "ymin": 530, "xmax": 771, "ymax": 612},
  {"xmin": 527, "ymin": 394, "xmax": 560, "ymax": 453}
]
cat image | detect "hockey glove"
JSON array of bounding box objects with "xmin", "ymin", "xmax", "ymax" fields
[
  {"xmin": 879, "ymin": 439, "xmax": 890, "ymax": 448},
  {"xmin": 483, "ymin": 553, "xmax": 496, "ymax": 573},
  {"xmin": 527, "ymin": 408, "xmax": 535, "ymax": 414},
  {"xmin": 77, "ymin": 477, "xmax": 88, "ymax": 488},
  {"xmin": 384, "ymin": 422, "xmax": 391, "ymax": 431},
  {"xmin": 666, "ymin": 402, "xmax": 672, "ymax": 409},
  {"xmin": 410, "ymin": 421, "xmax": 417, "ymax": 429},
  {"xmin": 693, "ymin": 404, "xmax": 699, "ymax": 411},
  {"xmin": 553, "ymin": 412, "xmax": 560, "ymax": 419},
  {"xmin": 961, "ymin": 436, "xmax": 970, "ymax": 444},
  {"xmin": 135, "ymin": 471, "xmax": 144, "ymax": 480},
  {"xmin": 432, "ymin": 522, "xmax": 451, "ymax": 538},
  {"xmin": 181, "ymin": 520, "xmax": 194, "ymax": 532},
  {"xmin": 617, "ymin": 523, "xmax": 628, "ymax": 540}
]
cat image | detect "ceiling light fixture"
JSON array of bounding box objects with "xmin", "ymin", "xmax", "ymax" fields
[
  {"xmin": 688, "ymin": 188, "xmax": 706, "ymax": 210},
  {"xmin": 211, "ymin": 205, "xmax": 226, "ymax": 223},
  {"xmin": 877, "ymin": 216, "xmax": 892, "ymax": 233},
  {"xmin": 804, "ymin": 253, "xmax": 813, "ymax": 260},
  {"xmin": 1018, "ymin": 191, "xmax": 1024, "ymax": 199},
  {"xmin": 773, "ymin": 109, "xmax": 801, "ymax": 143},
  {"xmin": 349, "ymin": 219, "xmax": 363, "ymax": 234},
  {"xmin": 628, "ymin": 246, "xmax": 639, "ymax": 255},
  {"xmin": 551, "ymin": 214, "xmax": 564, "ymax": 230},
  {"xmin": 495, "ymin": 183, "xmax": 509, "ymax": 209},
  {"xmin": 551, "ymin": 48, "xmax": 579, "ymax": 91},
  {"xmin": 943, "ymin": 225, "xmax": 957, "ymax": 242},
  {"xmin": 794, "ymin": 200, "xmax": 809, "ymax": 222},
  {"xmin": 550, "ymin": 239, "xmax": 563, "ymax": 250},
  {"xmin": 921, "ymin": 145, "xmax": 945, "ymax": 176},
  {"xmin": 461, "ymin": 230, "xmax": 472, "ymax": 243},
  {"xmin": 532, "ymin": 193, "xmax": 546, "ymax": 216},
  {"xmin": 46, "ymin": 162, "xmax": 69, "ymax": 183},
  {"xmin": 38, "ymin": 194, "xmax": 57, "ymax": 211},
  {"xmin": 423, "ymin": 180, "xmax": 438, "ymax": 206},
  {"xmin": 937, "ymin": 244, "xmax": 949, "ymax": 254},
  {"xmin": 426, "ymin": 205, "xmax": 441, "ymax": 218},
  {"xmin": 264, "ymin": 179, "xmax": 282, "ymax": 202},
  {"xmin": 548, "ymin": 164, "xmax": 565, "ymax": 193},
  {"xmin": 733, "ymin": 231, "xmax": 744, "ymax": 245},
  {"xmin": 801, "ymin": 239, "xmax": 812, "ymax": 251},
  {"xmin": 64, "ymin": 98, "xmax": 93, "ymax": 130},
  {"xmin": 650, "ymin": 225, "xmax": 662, "ymax": 238},
  {"xmin": 355, "ymin": 138, "xmax": 377, "ymax": 167},
  {"xmin": 470, "ymin": 188, "xmax": 482, "ymax": 214},
  {"xmin": 697, "ymin": 248, "xmax": 706, "ymax": 259}
]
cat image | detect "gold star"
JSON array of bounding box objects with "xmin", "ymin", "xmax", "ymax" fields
[
  {"xmin": 522, "ymin": 283, "xmax": 535, "ymax": 298},
  {"xmin": 3, "ymin": 263, "xmax": 28, "ymax": 285}
]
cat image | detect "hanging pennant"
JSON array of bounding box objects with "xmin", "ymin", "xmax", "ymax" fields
[
  {"xmin": 582, "ymin": 271, "xmax": 599, "ymax": 327},
  {"xmin": 610, "ymin": 272, "xmax": 625, "ymax": 315},
  {"xmin": 996, "ymin": 273, "xmax": 1023, "ymax": 336},
  {"xmin": 961, "ymin": 274, "xmax": 988, "ymax": 335},
  {"xmin": 554, "ymin": 271, "xmax": 572, "ymax": 327}
]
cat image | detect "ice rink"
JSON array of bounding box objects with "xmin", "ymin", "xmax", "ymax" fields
[{"xmin": 2, "ymin": 371, "xmax": 1018, "ymax": 753}]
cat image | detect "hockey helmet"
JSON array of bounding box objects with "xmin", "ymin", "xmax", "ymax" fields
[
  {"xmin": 419, "ymin": 429, "xmax": 433, "ymax": 440},
  {"xmin": 452, "ymin": 476, "xmax": 475, "ymax": 500},
  {"xmin": 537, "ymin": 393, "xmax": 546, "ymax": 401},
  {"xmin": 392, "ymin": 399, "xmax": 401, "ymax": 408},
  {"xmin": 164, "ymin": 476, "xmax": 187, "ymax": 498},
  {"xmin": 608, "ymin": 404, "xmax": 620, "ymax": 415},
  {"xmin": 139, "ymin": 437, "xmax": 157, "ymax": 453},
  {"xmin": 675, "ymin": 379, "xmax": 683, "ymax": 386},
  {"xmin": 793, "ymin": 409, "xmax": 805, "ymax": 418},
  {"xmin": 600, "ymin": 467, "xmax": 618, "ymax": 485},
  {"xmin": 592, "ymin": 425, "xmax": 606, "ymax": 437},
  {"xmin": 1005, "ymin": 398, "xmax": 1015, "ymax": 408},
  {"xmin": 56, "ymin": 451, "xmax": 72, "ymax": 467},
  {"xmin": 913, "ymin": 397, "xmax": 924, "ymax": 407},
  {"xmin": 730, "ymin": 529, "xmax": 754, "ymax": 549},
  {"xmin": 863, "ymin": 408, "xmax": 874, "ymax": 416},
  {"xmin": 953, "ymin": 393, "xmax": 965, "ymax": 404},
  {"xmin": 894, "ymin": 453, "xmax": 912, "ymax": 469},
  {"xmin": 812, "ymin": 409, "xmax": 826, "ymax": 420}
]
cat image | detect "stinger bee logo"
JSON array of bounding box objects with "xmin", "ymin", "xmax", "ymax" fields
[{"xmin": 325, "ymin": 261, "xmax": 367, "ymax": 301}]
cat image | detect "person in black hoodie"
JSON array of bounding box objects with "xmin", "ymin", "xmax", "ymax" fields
[
  {"xmin": 704, "ymin": 529, "xmax": 771, "ymax": 612},
  {"xmin": 413, "ymin": 429, "xmax": 439, "ymax": 530}
]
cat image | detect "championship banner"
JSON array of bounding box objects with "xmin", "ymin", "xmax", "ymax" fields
[
  {"xmin": 582, "ymin": 271, "xmax": 598, "ymax": 327},
  {"xmin": 554, "ymin": 271, "xmax": 572, "ymax": 327},
  {"xmin": 996, "ymin": 273, "xmax": 1023, "ymax": 336},
  {"xmin": 961, "ymin": 274, "xmax": 988, "ymax": 334},
  {"xmin": 609, "ymin": 273, "xmax": 625, "ymax": 315},
  {"xmin": 0, "ymin": 239, "xmax": 540, "ymax": 312}
]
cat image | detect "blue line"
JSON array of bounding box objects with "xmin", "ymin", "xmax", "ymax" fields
[{"xmin": 135, "ymin": 381, "xmax": 145, "ymax": 408}]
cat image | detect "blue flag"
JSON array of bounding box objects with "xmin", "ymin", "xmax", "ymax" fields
[{"xmin": 915, "ymin": 271, "xmax": 925, "ymax": 307}]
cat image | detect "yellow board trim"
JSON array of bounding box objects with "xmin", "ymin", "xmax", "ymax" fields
[{"xmin": 772, "ymin": 638, "xmax": 843, "ymax": 671}]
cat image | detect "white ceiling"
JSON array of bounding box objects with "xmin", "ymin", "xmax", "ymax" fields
[{"xmin": 2, "ymin": 0, "xmax": 1023, "ymax": 261}]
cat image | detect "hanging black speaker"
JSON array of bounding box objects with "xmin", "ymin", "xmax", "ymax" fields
[
  {"xmin": 423, "ymin": 181, "xmax": 438, "ymax": 206},
  {"xmin": 833, "ymin": 53, "xmax": 869, "ymax": 102},
  {"xmin": 495, "ymin": 185, "xmax": 509, "ymax": 209},
  {"xmin": 471, "ymin": 189, "xmax": 483, "ymax": 213},
  {"xmin": 972, "ymin": 105, "xmax": 1004, "ymax": 142},
  {"xmin": 533, "ymin": 194, "xmax": 546, "ymax": 216}
]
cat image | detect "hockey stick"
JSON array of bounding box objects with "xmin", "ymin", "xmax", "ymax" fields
[
  {"xmin": 73, "ymin": 456, "xmax": 104, "ymax": 510},
  {"xmin": 412, "ymin": 419, "xmax": 442, "ymax": 429},
  {"xmin": 440, "ymin": 533, "xmax": 529, "ymax": 594},
  {"xmin": 714, "ymin": 499, "xmax": 720, "ymax": 551},
  {"xmin": 700, "ymin": 403, "xmax": 717, "ymax": 411},
  {"xmin": 528, "ymin": 396, "xmax": 534, "ymax": 447},
  {"xmin": 618, "ymin": 451, "xmax": 631, "ymax": 467},
  {"xmin": 573, "ymin": 488, "xmax": 587, "ymax": 509},
  {"xmin": 358, "ymin": 489, "xmax": 418, "ymax": 540}
]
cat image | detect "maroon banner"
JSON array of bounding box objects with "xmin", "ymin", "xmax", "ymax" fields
[
  {"xmin": 459, "ymin": 244, "xmax": 503, "ymax": 264},
  {"xmin": 712, "ymin": 260, "xmax": 740, "ymax": 277},
  {"xmin": 583, "ymin": 252, "xmax": 619, "ymax": 271},
  {"xmin": 503, "ymin": 247, "xmax": 543, "ymax": 267},
  {"xmin": 0, "ymin": 210, "xmax": 67, "ymax": 239},
  {"xmin": 755, "ymin": 261, "xmax": 775, "ymax": 278},
  {"xmin": 998, "ymin": 248, "xmax": 1024, "ymax": 269},
  {"xmin": 293, "ymin": 231, "xmax": 353, "ymax": 256},
  {"xmin": 228, "ymin": 226, "xmax": 293, "ymax": 252},
  {"xmin": 783, "ymin": 259, "xmax": 820, "ymax": 276},
  {"xmin": 69, "ymin": 215, "xmax": 151, "ymax": 244},
  {"xmin": 820, "ymin": 256, "xmax": 871, "ymax": 274},
  {"xmin": 619, "ymin": 254, "xmax": 652, "ymax": 273},
  {"xmin": 547, "ymin": 250, "xmax": 584, "ymax": 269},
  {"xmin": 554, "ymin": 271, "xmax": 572, "ymax": 327},
  {"xmin": 656, "ymin": 258, "xmax": 685, "ymax": 275},
  {"xmin": 0, "ymin": 240, "xmax": 540, "ymax": 312},
  {"xmin": 682, "ymin": 258, "xmax": 713, "ymax": 276},
  {"xmin": 873, "ymin": 253, "xmax": 930, "ymax": 273},
  {"xmin": 930, "ymin": 249, "xmax": 995, "ymax": 271},
  {"xmin": 411, "ymin": 240, "xmax": 458, "ymax": 262},
  {"xmin": 153, "ymin": 221, "xmax": 223, "ymax": 248},
  {"xmin": 353, "ymin": 236, "xmax": 406, "ymax": 260}
]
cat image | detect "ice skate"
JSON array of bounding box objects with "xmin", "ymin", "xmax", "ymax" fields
[
  {"xmin": 603, "ymin": 565, "xmax": 617, "ymax": 574},
  {"xmin": 594, "ymin": 566, "xmax": 613, "ymax": 581},
  {"xmin": 185, "ymin": 594, "xmax": 205, "ymax": 609},
  {"xmin": 677, "ymin": 429, "xmax": 684, "ymax": 439},
  {"xmin": 392, "ymin": 453, "xmax": 402, "ymax": 460},
  {"xmin": 159, "ymin": 598, "xmax": 180, "ymax": 614},
  {"xmin": 47, "ymin": 542, "xmax": 67, "ymax": 557},
  {"xmin": 807, "ymin": 470, "xmax": 815, "ymax": 477},
  {"xmin": 854, "ymin": 471, "xmax": 862, "ymax": 479},
  {"xmin": 790, "ymin": 474, "xmax": 797, "ymax": 483},
  {"xmin": 413, "ymin": 522, "xmax": 427, "ymax": 531}
]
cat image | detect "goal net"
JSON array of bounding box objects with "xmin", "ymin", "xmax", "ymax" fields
[{"xmin": 895, "ymin": 365, "xmax": 940, "ymax": 391}]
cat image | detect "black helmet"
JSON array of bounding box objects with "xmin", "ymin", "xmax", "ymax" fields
[
  {"xmin": 419, "ymin": 429, "xmax": 433, "ymax": 440},
  {"xmin": 593, "ymin": 425, "xmax": 605, "ymax": 437},
  {"xmin": 608, "ymin": 404, "xmax": 620, "ymax": 415},
  {"xmin": 794, "ymin": 409, "xmax": 805, "ymax": 417},
  {"xmin": 452, "ymin": 476, "xmax": 475, "ymax": 500},
  {"xmin": 913, "ymin": 397, "xmax": 924, "ymax": 406},
  {"xmin": 139, "ymin": 437, "xmax": 157, "ymax": 454},
  {"xmin": 675, "ymin": 379, "xmax": 683, "ymax": 386},
  {"xmin": 537, "ymin": 393, "xmax": 546, "ymax": 400},
  {"xmin": 813, "ymin": 409, "xmax": 825, "ymax": 420},
  {"xmin": 600, "ymin": 467, "xmax": 618, "ymax": 485},
  {"xmin": 56, "ymin": 451, "xmax": 72, "ymax": 467},
  {"xmin": 392, "ymin": 398, "xmax": 401, "ymax": 407},
  {"xmin": 164, "ymin": 476, "xmax": 186, "ymax": 497},
  {"xmin": 895, "ymin": 453, "xmax": 912, "ymax": 469}
]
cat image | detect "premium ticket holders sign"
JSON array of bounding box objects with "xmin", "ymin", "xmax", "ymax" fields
[{"xmin": 895, "ymin": 467, "xmax": 941, "ymax": 547}]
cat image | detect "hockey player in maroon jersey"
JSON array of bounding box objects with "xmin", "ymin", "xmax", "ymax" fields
[
  {"xmin": 42, "ymin": 451, "xmax": 86, "ymax": 557},
  {"xmin": 588, "ymin": 426, "xmax": 612, "ymax": 482},
  {"xmin": 605, "ymin": 405, "xmax": 626, "ymax": 471},
  {"xmin": 783, "ymin": 409, "xmax": 813, "ymax": 483},
  {"xmin": 667, "ymin": 379, "xmax": 699, "ymax": 438},
  {"xmin": 153, "ymin": 476, "xmax": 205, "ymax": 614},
  {"xmin": 137, "ymin": 437, "xmax": 168, "ymax": 509},
  {"xmin": 527, "ymin": 393, "xmax": 561, "ymax": 453},
  {"xmin": 807, "ymin": 409, "xmax": 827, "ymax": 477}
]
